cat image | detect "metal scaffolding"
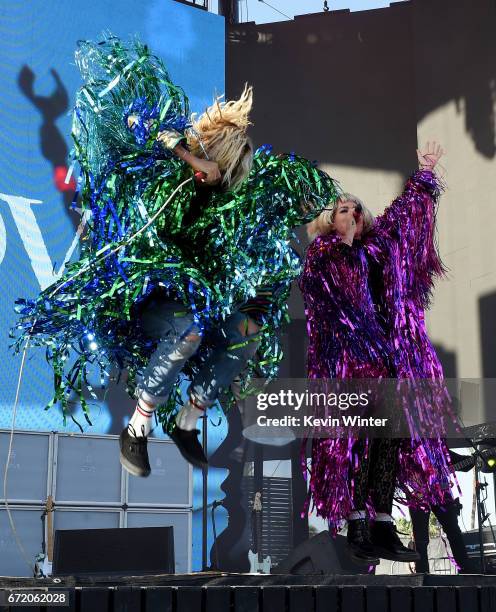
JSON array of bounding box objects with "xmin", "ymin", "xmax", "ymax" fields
[{"xmin": 173, "ymin": 0, "xmax": 208, "ymax": 11}]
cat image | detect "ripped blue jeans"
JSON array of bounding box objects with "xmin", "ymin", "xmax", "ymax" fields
[{"xmin": 136, "ymin": 300, "xmax": 260, "ymax": 407}]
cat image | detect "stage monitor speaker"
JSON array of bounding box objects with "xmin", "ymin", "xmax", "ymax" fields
[
  {"xmin": 53, "ymin": 526, "xmax": 174, "ymax": 576},
  {"xmin": 272, "ymin": 530, "xmax": 367, "ymax": 575}
]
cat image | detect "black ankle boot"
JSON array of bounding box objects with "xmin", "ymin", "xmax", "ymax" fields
[
  {"xmin": 347, "ymin": 519, "xmax": 380, "ymax": 565},
  {"xmin": 370, "ymin": 521, "xmax": 420, "ymax": 562},
  {"xmin": 170, "ymin": 426, "xmax": 208, "ymax": 469}
]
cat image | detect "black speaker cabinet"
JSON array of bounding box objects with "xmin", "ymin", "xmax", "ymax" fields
[
  {"xmin": 53, "ymin": 526, "xmax": 175, "ymax": 576},
  {"xmin": 272, "ymin": 530, "xmax": 368, "ymax": 575}
]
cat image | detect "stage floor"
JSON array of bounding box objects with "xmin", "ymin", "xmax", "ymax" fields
[
  {"xmin": 0, "ymin": 573, "xmax": 495, "ymax": 612},
  {"xmin": 2, "ymin": 571, "xmax": 496, "ymax": 588}
]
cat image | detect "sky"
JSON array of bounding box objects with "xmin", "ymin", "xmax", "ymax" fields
[{"xmin": 210, "ymin": 0, "xmax": 408, "ymax": 24}]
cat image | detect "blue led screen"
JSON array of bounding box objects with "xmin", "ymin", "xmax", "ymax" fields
[{"xmin": 0, "ymin": 0, "xmax": 225, "ymax": 435}]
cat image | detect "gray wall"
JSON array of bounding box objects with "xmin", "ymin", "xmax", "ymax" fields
[
  {"xmin": 0, "ymin": 430, "xmax": 192, "ymax": 576},
  {"xmin": 227, "ymin": 1, "xmax": 496, "ymax": 402}
]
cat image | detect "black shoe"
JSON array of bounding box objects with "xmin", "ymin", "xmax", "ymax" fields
[
  {"xmin": 119, "ymin": 425, "xmax": 151, "ymax": 477},
  {"xmin": 170, "ymin": 426, "xmax": 208, "ymax": 469},
  {"xmin": 370, "ymin": 521, "xmax": 420, "ymax": 562},
  {"xmin": 347, "ymin": 519, "xmax": 380, "ymax": 565}
]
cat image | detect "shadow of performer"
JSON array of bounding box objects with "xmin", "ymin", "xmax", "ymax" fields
[{"xmin": 18, "ymin": 65, "xmax": 77, "ymax": 225}]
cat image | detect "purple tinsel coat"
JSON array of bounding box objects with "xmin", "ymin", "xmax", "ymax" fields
[{"xmin": 299, "ymin": 170, "xmax": 457, "ymax": 528}]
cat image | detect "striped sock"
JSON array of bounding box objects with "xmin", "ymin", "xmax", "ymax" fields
[
  {"xmin": 175, "ymin": 398, "xmax": 206, "ymax": 431},
  {"xmin": 128, "ymin": 400, "xmax": 156, "ymax": 437}
]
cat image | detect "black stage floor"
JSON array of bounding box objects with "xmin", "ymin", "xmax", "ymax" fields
[{"xmin": 0, "ymin": 573, "xmax": 495, "ymax": 611}]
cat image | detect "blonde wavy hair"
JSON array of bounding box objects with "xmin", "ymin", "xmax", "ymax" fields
[
  {"xmin": 187, "ymin": 84, "xmax": 254, "ymax": 191},
  {"xmin": 307, "ymin": 192, "xmax": 375, "ymax": 242}
]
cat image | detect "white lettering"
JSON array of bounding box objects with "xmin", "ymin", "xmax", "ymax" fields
[{"xmin": 0, "ymin": 193, "xmax": 88, "ymax": 290}]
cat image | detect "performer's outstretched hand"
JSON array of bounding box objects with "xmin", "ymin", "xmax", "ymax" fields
[{"xmin": 417, "ymin": 141, "xmax": 444, "ymax": 171}]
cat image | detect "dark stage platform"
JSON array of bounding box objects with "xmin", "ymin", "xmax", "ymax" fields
[{"xmin": 0, "ymin": 573, "xmax": 496, "ymax": 612}]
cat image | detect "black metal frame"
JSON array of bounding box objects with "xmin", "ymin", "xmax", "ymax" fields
[
  {"xmin": 173, "ymin": 0, "xmax": 208, "ymax": 10},
  {"xmin": 466, "ymin": 439, "xmax": 496, "ymax": 574}
]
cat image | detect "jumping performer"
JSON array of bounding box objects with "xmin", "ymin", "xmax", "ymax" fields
[{"xmin": 13, "ymin": 36, "xmax": 338, "ymax": 476}]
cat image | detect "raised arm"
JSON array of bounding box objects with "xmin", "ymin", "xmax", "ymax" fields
[
  {"xmin": 157, "ymin": 130, "xmax": 221, "ymax": 186},
  {"xmin": 127, "ymin": 116, "xmax": 221, "ymax": 186},
  {"xmin": 373, "ymin": 142, "xmax": 446, "ymax": 303}
]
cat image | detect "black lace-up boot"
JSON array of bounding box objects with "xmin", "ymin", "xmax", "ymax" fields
[
  {"xmin": 370, "ymin": 520, "xmax": 420, "ymax": 562},
  {"xmin": 347, "ymin": 519, "xmax": 380, "ymax": 565}
]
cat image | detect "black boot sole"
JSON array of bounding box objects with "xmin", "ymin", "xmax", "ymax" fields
[
  {"xmin": 119, "ymin": 452, "xmax": 151, "ymax": 478},
  {"xmin": 347, "ymin": 546, "xmax": 380, "ymax": 566}
]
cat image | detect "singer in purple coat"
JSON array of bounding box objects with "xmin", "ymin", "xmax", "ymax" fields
[{"xmin": 299, "ymin": 142, "xmax": 458, "ymax": 565}]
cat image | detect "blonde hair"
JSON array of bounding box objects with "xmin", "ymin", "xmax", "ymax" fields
[
  {"xmin": 187, "ymin": 84, "xmax": 254, "ymax": 191},
  {"xmin": 306, "ymin": 192, "xmax": 375, "ymax": 242}
]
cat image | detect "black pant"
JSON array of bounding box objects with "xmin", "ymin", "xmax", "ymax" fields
[
  {"xmin": 410, "ymin": 500, "xmax": 470, "ymax": 573},
  {"xmin": 352, "ymin": 438, "xmax": 401, "ymax": 513}
]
